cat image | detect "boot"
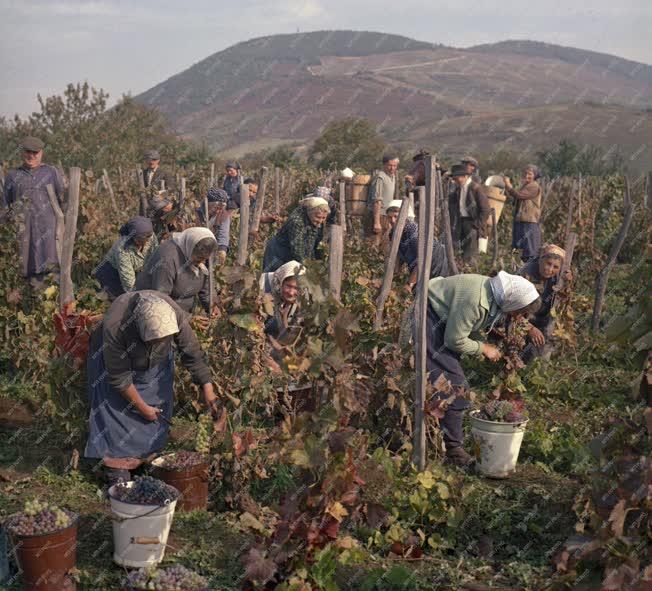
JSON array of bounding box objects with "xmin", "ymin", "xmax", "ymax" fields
[{"xmin": 445, "ymin": 446, "xmax": 474, "ymax": 467}]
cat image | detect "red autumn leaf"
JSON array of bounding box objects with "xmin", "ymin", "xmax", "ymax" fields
[{"xmin": 6, "ymin": 289, "xmax": 22, "ymax": 305}]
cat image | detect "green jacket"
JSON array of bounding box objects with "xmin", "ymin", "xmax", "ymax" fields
[
  {"xmin": 427, "ymin": 274, "xmax": 498, "ymax": 356},
  {"xmin": 107, "ymin": 235, "xmax": 158, "ymax": 292}
]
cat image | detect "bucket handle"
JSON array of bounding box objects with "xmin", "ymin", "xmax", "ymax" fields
[
  {"xmin": 201, "ymin": 468, "xmax": 210, "ymax": 482},
  {"xmin": 130, "ymin": 536, "xmax": 161, "ymax": 545},
  {"xmin": 111, "ymin": 499, "xmax": 173, "ymax": 522}
]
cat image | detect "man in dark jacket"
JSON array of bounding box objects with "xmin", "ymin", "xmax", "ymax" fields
[
  {"xmin": 448, "ymin": 163, "xmax": 490, "ymax": 263},
  {"xmin": 143, "ymin": 150, "xmax": 176, "ymax": 196},
  {"xmin": 3, "ymin": 136, "xmax": 64, "ymax": 285}
]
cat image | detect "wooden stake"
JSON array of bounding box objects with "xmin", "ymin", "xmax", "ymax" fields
[
  {"xmin": 646, "ymin": 171, "xmax": 652, "ymax": 210},
  {"xmin": 137, "ymin": 168, "xmax": 145, "ymax": 190},
  {"xmin": 210, "ymin": 163, "xmax": 215, "ymax": 187},
  {"xmin": 373, "ymin": 194, "xmax": 412, "ymax": 330},
  {"xmin": 59, "ymin": 168, "xmax": 81, "ymax": 309},
  {"xmin": 555, "ymin": 232, "xmax": 577, "ymax": 295},
  {"xmin": 102, "ymin": 169, "xmax": 118, "ymax": 213},
  {"xmin": 179, "ymin": 177, "xmax": 186, "ymax": 211},
  {"xmin": 338, "ymin": 181, "xmax": 346, "ymax": 230},
  {"xmin": 204, "ymin": 194, "xmax": 214, "ymax": 311},
  {"xmin": 250, "ymin": 167, "xmax": 268, "ymax": 234},
  {"xmin": 45, "ymin": 184, "xmax": 64, "ymax": 264},
  {"xmin": 440, "ymin": 175, "xmax": 459, "ymax": 275},
  {"xmin": 274, "ymin": 167, "xmax": 280, "ymax": 214},
  {"xmin": 236, "ymin": 182, "xmax": 250, "ymax": 266},
  {"xmin": 328, "ymin": 224, "xmax": 344, "ymax": 302},
  {"xmin": 491, "ymin": 208, "xmax": 498, "ymax": 268},
  {"xmin": 414, "ymin": 183, "xmax": 434, "ymax": 471},
  {"xmin": 563, "ymin": 177, "xmax": 577, "ymax": 243},
  {"xmin": 540, "ymin": 176, "xmax": 558, "ymax": 216},
  {"xmin": 591, "ymin": 177, "xmax": 635, "ymax": 332}
]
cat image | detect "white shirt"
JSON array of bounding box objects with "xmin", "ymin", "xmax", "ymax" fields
[{"xmin": 459, "ymin": 177, "xmax": 473, "ymax": 217}]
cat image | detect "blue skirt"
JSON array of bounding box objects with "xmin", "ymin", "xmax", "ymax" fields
[
  {"xmin": 512, "ymin": 221, "xmax": 541, "ymax": 261},
  {"xmin": 84, "ymin": 332, "xmax": 174, "ymax": 460},
  {"xmin": 94, "ymin": 260, "xmax": 125, "ymax": 298}
]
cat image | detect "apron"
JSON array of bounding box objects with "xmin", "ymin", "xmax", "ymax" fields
[{"xmin": 84, "ymin": 331, "xmax": 174, "ymax": 460}]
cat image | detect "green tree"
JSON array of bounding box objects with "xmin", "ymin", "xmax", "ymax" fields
[
  {"xmin": 309, "ymin": 117, "xmax": 386, "ymax": 170},
  {"xmin": 537, "ymin": 139, "xmax": 625, "ymax": 177}
]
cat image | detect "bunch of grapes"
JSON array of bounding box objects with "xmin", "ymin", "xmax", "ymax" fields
[
  {"xmin": 112, "ymin": 476, "xmax": 179, "ymax": 506},
  {"xmin": 480, "ymin": 400, "xmax": 526, "ymax": 423},
  {"xmin": 126, "ymin": 565, "xmax": 208, "ymax": 590},
  {"xmin": 6, "ymin": 499, "xmax": 75, "ymax": 537},
  {"xmin": 158, "ymin": 451, "xmax": 206, "ymax": 471},
  {"xmin": 194, "ymin": 414, "xmax": 212, "ymax": 454}
]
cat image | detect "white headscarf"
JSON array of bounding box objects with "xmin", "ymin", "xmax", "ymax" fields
[
  {"xmin": 300, "ymin": 196, "xmax": 330, "ymax": 212},
  {"xmin": 386, "ymin": 199, "xmax": 403, "ymax": 212},
  {"xmin": 135, "ymin": 293, "xmax": 179, "ymax": 342},
  {"xmin": 489, "ymin": 271, "xmax": 540, "ymax": 312},
  {"xmin": 171, "ymin": 227, "xmax": 217, "ymax": 276},
  {"xmin": 259, "ymin": 260, "xmax": 305, "ymax": 296}
]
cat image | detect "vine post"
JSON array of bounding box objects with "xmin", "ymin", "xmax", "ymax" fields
[{"xmin": 59, "ymin": 167, "xmax": 81, "ymax": 309}]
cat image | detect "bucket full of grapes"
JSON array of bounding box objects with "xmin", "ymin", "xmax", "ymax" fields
[
  {"xmin": 151, "ymin": 451, "xmax": 209, "ymax": 511},
  {"xmin": 109, "ymin": 476, "xmax": 180, "ymax": 568},
  {"xmin": 4, "ymin": 499, "xmax": 78, "ymax": 590}
]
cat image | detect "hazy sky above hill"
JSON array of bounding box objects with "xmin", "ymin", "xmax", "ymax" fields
[{"xmin": 1, "ymin": 0, "xmax": 650, "ymax": 117}]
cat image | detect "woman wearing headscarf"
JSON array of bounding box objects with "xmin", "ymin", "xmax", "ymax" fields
[
  {"xmin": 385, "ymin": 200, "xmax": 448, "ymax": 290},
  {"xmin": 148, "ymin": 194, "xmax": 182, "ymax": 241},
  {"xmin": 262, "ymin": 196, "xmax": 330, "ymax": 272},
  {"xmin": 197, "ymin": 187, "xmax": 232, "ymax": 265},
  {"xmin": 135, "ymin": 227, "xmax": 219, "ymax": 326},
  {"xmin": 424, "ymin": 271, "xmax": 541, "ymax": 466},
  {"xmin": 94, "ymin": 216, "xmax": 157, "ymax": 298},
  {"xmin": 260, "ymin": 260, "xmax": 306, "ymax": 373},
  {"xmin": 504, "ymin": 164, "xmax": 543, "ymax": 262},
  {"xmin": 223, "ymin": 161, "xmax": 241, "ymax": 208},
  {"xmin": 84, "ymin": 291, "xmax": 219, "ymax": 485},
  {"xmin": 517, "ymin": 243, "xmax": 572, "ymax": 363}
]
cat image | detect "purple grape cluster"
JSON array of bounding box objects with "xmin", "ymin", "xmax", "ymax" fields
[
  {"xmin": 158, "ymin": 451, "xmax": 206, "ymax": 471},
  {"xmin": 480, "ymin": 400, "xmax": 526, "ymax": 422},
  {"xmin": 112, "ymin": 476, "xmax": 179, "ymax": 506},
  {"xmin": 126, "ymin": 565, "xmax": 208, "ymax": 590},
  {"xmin": 6, "ymin": 499, "xmax": 75, "ymax": 537}
]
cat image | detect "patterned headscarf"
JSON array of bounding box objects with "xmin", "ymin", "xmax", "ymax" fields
[
  {"xmin": 489, "ymin": 271, "xmax": 540, "ymax": 313},
  {"xmin": 272, "ymin": 261, "xmax": 305, "ymax": 295},
  {"xmin": 207, "ymin": 187, "xmax": 228, "ymax": 204},
  {"xmin": 135, "ymin": 293, "xmax": 179, "ymax": 342},
  {"xmin": 540, "ymin": 243, "xmax": 566, "ymax": 260}
]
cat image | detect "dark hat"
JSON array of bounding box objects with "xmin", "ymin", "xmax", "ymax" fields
[
  {"xmin": 461, "ymin": 155, "xmax": 479, "ymax": 167},
  {"xmin": 449, "ymin": 164, "xmax": 470, "ymax": 178},
  {"xmin": 382, "ymin": 154, "xmax": 399, "ymax": 163},
  {"xmin": 150, "ymin": 197, "xmax": 173, "ymax": 212},
  {"xmin": 243, "ymin": 177, "xmax": 256, "ymax": 184},
  {"xmin": 412, "ymin": 148, "xmax": 430, "ymax": 162},
  {"xmin": 207, "ymin": 187, "xmax": 228, "ymax": 203},
  {"xmin": 144, "ymin": 149, "xmax": 160, "ymax": 160},
  {"xmin": 20, "ymin": 136, "xmax": 44, "ymax": 151},
  {"xmin": 225, "ymin": 161, "xmax": 240, "ymax": 170}
]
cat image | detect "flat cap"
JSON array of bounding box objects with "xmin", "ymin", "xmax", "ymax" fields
[
  {"xmin": 20, "ymin": 136, "xmax": 44, "ymax": 151},
  {"xmin": 461, "ymin": 155, "xmax": 479, "ymax": 167},
  {"xmin": 144, "ymin": 149, "xmax": 161, "ymax": 160}
]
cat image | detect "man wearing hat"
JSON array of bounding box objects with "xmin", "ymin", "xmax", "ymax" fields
[
  {"xmin": 448, "ymin": 163, "xmax": 490, "ymax": 263},
  {"xmin": 142, "ymin": 149, "xmax": 176, "ymax": 196},
  {"xmin": 3, "ymin": 136, "xmax": 64, "ymax": 283},
  {"xmin": 461, "ymin": 155, "xmax": 482, "ymax": 184}
]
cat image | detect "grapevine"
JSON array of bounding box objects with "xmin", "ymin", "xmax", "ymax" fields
[
  {"xmin": 111, "ymin": 476, "xmax": 179, "ymax": 506},
  {"xmin": 126, "ymin": 565, "xmax": 208, "ymax": 591},
  {"xmin": 6, "ymin": 499, "xmax": 76, "ymax": 536}
]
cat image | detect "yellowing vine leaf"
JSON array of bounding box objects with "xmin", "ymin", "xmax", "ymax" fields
[
  {"xmin": 416, "ymin": 471, "xmax": 436, "ymax": 490},
  {"xmin": 326, "ymin": 501, "xmax": 348, "ymax": 522}
]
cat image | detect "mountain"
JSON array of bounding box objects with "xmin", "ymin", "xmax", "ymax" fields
[{"xmin": 136, "ymin": 30, "xmax": 652, "ymax": 170}]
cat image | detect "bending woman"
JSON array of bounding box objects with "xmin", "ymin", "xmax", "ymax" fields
[
  {"xmin": 135, "ymin": 227, "xmax": 218, "ymax": 324},
  {"xmin": 262, "ymin": 196, "xmax": 330, "ymax": 272},
  {"xmin": 94, "ymin": 216, "xmax": 157, "ymax": 298},
  {"xmin": 84, "ymin": 291, "xmax": 219, "ymax": 485},
  {"xmin": 260, "ymin": 260, "xmax": 305, "ymax": 372},
  {"xmin": 197, "ymin": 187, "xmax": 232, "ymax": 265},
  {"xmin": 517, "ymin": 243, "xmax": 572, "ymax": 363},
  {"xmin": 425, "ymin": 271, "xmax": 541, "ymax": 466}
]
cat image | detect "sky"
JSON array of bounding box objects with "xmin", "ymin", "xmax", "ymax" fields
[{"xmin": 1, "ymin": 0, "xmax": 651, "ymax": 118}]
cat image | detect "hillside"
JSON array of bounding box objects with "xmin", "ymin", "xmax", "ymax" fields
[{"xmin": 136, "ymin": 30, "xmax": 652, "ymax": 169}]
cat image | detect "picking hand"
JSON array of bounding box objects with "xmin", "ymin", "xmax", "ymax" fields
[
  {"xmin": 192, "ymin": 315, "xmax": 211, "ymax": 331},
  {"xmin": 139, "ymin": 404, "xmax": 162, "ymax": 422},
  {"xmin": 482, "ymin": 343, "xmax": 502, "ymax": 362},
  {"xmin": 528, "ymin": 326, "xmax": 545, "ymax": 347},
  {"xmin": 503, "ymin": 176, "xmax": 512, "ymax": 189},
  {"xmin": 373, "ymin": 223, "xmax": 382, "ymax": 234}
]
